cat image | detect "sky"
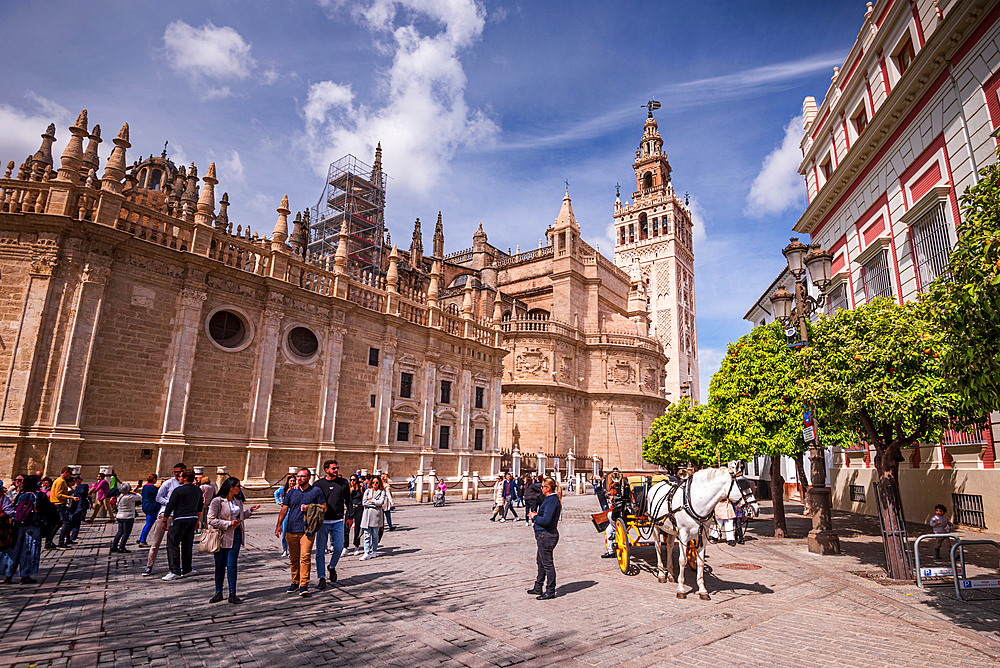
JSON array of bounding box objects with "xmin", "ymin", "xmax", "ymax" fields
[{"xmin": 0, "ymin": 0, "xmax": 868, "ymax": 401}]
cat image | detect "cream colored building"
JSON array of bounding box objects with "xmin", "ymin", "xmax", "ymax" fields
[
  {"xmin": 0, "ymin": 113, "xmax": 505, "ymax": 487},
  {"xmin": 613, "ymin": 112, "xmax": 699, "ymax": 403},
  {"xmin": 791, "ymin": 0, "xmax": 1000, "ymax": 528}
]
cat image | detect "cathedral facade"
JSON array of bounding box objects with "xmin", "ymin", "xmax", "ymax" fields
[{"xmin": 0, "ymin": 109, "xmax": 676, "ymax": 484}]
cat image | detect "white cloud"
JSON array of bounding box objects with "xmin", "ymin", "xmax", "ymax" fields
[
  {"xmin": 163, "ymin": 21, "xmax": 257, "ymax": 97},
  {"xmin": 697, "ymin": 347, "xmax": 726, "ymax": 403},
  {"xmin": 220, "ymin": 150, "xmax": 245, "ymax": 183},
  {"xmin": 745, "ymin": 114, "xmax": 805, "ymax": 216},
  {"xmin": 303, "ymin": 0, "xmax": 499, "ymax": 194},
  {"xmin": 0, "ymin": 93, "xmax": 71, "ymax": 170}
]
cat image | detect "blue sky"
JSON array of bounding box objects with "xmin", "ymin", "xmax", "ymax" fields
[{"xmin": 0, "ymin": 0, "xmax": 867, "ymax": 400}]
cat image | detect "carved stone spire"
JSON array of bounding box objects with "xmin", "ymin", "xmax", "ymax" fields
[
  {"xmin": 370, "ymin": 142, "xmax": 383, "ymax": 187},
  {"xmin": 386, "ymin": 244, "xmax": 400, "ymax": 292},
  {"xmin": 409, "ymin": 218, "xmax": 423, "ymax": 269},
  {"xmin": 100, "ymin": 123, "xmax": 130, "ymax": 194},
  {"xmin": 82, "ymin": 124, "xmax": 102, "ymax": 174},
  {"xmin": 432, "ymin": 211, "xmax": 444, "ymax": 258},
  {"xmin": 289, "ymin": 212, "xmax": 304, "ymax": 253},
  {"xmin": 181, "ymin": 163, "xmax": 199, "ymax": 222},
  {"xmin": 216, "ymin": 192, "xmax": 230, "ymax": 229},
  {"xmin": 272, "ymin": 194, "xmax": 290, "ymax": 250},
  {"xmin": 57, "ymin": 110, "xmax": 88, "ymax": 183},
  {"xmin": 31, "ymin": 124, "xmax": 57, "ymax": 178},
  {"xmin": 195, "ymin": 162, "xmax": 217, "ymax": 226},
  {"xmin": 333, "ymin": 217, "xmax": 350, "ymax": 273}
]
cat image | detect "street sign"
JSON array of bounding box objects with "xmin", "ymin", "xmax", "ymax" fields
[
  {"xmin": 921, "ymin": 567, "xmax": 961, "ymax": 578},
  {"xmin": 803, "ymin": 425, "xmax": 816, "ymax": 443},
  {"xmin": 960, "ymin": 578, "xmax": 1000, "ymax": 589},
  {"xmin": 803, "ymin": 409, "xmax": 813, "ymax": 426}
]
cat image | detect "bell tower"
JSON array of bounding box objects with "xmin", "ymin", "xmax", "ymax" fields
[{"xmin": 613, "ymin": 103, "xmax": 699, "ymax": 404}]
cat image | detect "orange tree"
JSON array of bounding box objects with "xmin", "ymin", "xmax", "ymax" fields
[
  {"xmin": 643, "ymin": 398, "xmax": 716, "ymax": 470},
  {"xmin": 706, "ymin": 322, "xmax": 805, "ymax": 537},
  {"xmin": 927, "ymin": 153, "xmax": 1000, "ymax": 414},
  {"xmin": 797, "ymin": 297, "xmax": 970, "ymax": 485}
]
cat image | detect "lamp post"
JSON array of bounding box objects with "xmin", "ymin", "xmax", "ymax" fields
[{"xmin": 770, "ymin": 237, "xmax": 841, "ymax": 556}]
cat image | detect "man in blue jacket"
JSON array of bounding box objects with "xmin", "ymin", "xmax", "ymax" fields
[
  {"xmin": 527, "ymin": 477, "xmax": 561, "ymax": 600},
  {"xmin": 500, "ymin": 473, "xmax": 519, "ymax": 522}
]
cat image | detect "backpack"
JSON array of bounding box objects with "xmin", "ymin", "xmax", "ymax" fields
[{"xmin": 14, "ymin": 492, "xmax": 38, "ymax": 525}]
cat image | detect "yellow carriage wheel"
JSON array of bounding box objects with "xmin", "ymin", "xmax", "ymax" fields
[{"xmin": 614, "ymin": 519, "xmax": 630, "ymax": 574}]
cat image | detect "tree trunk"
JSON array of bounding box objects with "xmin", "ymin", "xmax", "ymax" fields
[
  {"xmin": 872, "ymin": 439, "xmax": 911, "ymax": 579},
  {"xmin": 770, "ymin": 455, "xmax": 787, "ymax": 537},
  {"xmin": 794, "ymin": 451, "xmax": 810, "ymax": 514}
]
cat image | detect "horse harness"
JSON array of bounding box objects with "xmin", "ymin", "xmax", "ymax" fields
[{"xmin": 646, "ymin": 471, "xmax": 749, "ymax": 532}]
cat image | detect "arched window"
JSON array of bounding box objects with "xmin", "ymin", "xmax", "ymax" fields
[
  {"xmin": 501, "ymin": 311, "xmax": 511, "ymax": 332},
  {"xmin": 639, "ymin": 213, "xmax": 648, "ymax": 240},
  {"xmin": 643, "ymin": 172, "xmax": 653, "ymax": 190},
  {"xmin": 149, "ymin": 170, "xmax": 162, "ymax": 191}
]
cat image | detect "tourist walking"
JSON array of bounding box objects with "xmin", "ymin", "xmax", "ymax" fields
[
  {"xmin": 50, "ymin": 467, "xmax": 79, "ymax": 549},
  {"xmin": 274, "ymin": 474, "xmax": 294, "ymax": 556},
  {"xmin": 111, "ymin": 483, "xmax": 141, "ymax": 553},
  {"xmin": 6, "ymin": 475, "xmax": 23, "ymax": 503},
  {"xmin": 207, "ymin": 477, "xmax": 260, "ymax": 604},
  {"xmin": 87, "ymin": 473, "xmax": 113, "ymax": 522},
  {"xmin": 407, "ymin": 474, "xmax": 416, "ymax": 498},
  {"xmin": 138, "ymin": 475, "xmax": 159, "ymax": 546},
  {"xmin": 501, "ymin": 473, "xmax": 519, "ymax": 522},
  {"xmin": 199, "ymin": 475, "xmax": 217, "ymax": 531},
  {"xmin": 3, "ymin": 476, "xmax": 46, "ymax": 584},
  {"xmin": 490, "ymin": 476, "xmax": 504, "ymax": 521},
  {"xmin": 161, "ymin": 469, "xmax": 203, "ymax": 581},
  {"xmin": 359, "ymin": 476, "xmax": 386, "ymax": 560},
  {"xmin": 143, "ymin": 463, "xmax": 185, "ymax": 577},
  {"xmin": 348, "ymin": 475, "xmax": 364, "ymax": 554},
  {"xmin": 527, "ymin": 477, "xmax": 561, "ymax": 600},
  {"xmin": 275, "ymin": 468, "xmax": 326, "ymax": 596},
  {"xmin": 381, "ymin": 474, "xmax": 395, "ymax": 532},
  {"xmin": 68, "ymin": 476, "xmax": 90, "ymax": 542},
  {"xmin": 436, "ymin": 478, "xmax": 447, "ymax": 503},
  {"xmin": 314, "ymin": 460, "xmax": 352, "ymax": 590}
]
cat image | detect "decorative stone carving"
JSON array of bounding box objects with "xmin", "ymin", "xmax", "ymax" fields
[
  {"xmin": 607, "ymin": 360, "xmax": 634, "ymax": 386},
  {"xmin": 29, "ymin": 252, "xmax": 57, "ymax": 277},
  {"xmin": 82, "ymin": 262, "xmax": 112, "ymax": 284},
  {"xmin": 560, "ymin": 356, "xmax": 572, "ymax": 381},
  {"xmin": 515, "ymin": 348, "xmax": 548, "ymax": 377},
  {"xmin": 206, "ymin": 274, "xmax": 260, "ymax": 298},
  {"xmin": 179, "ymin": 288, "xmax": 207, "ymax": 309},
  {"xmin": 644, "ymin": 368, "xmax": 658, "ymax": 392},
  {"xmin": 119, "ymin": 250, "xmax": 184, "ymax": 278},
  {"xmin": 131, "ymin": 286, "xmax": 156, "ymax": 309}
]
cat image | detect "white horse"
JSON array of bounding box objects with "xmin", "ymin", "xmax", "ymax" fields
[{"xmin": 644, "ymin": 466, "xmax": 759, "ymax": 600}]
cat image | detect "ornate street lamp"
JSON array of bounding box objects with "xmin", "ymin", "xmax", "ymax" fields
[{"xmin": 770, "ymin": 237, "xmax": 841, "ymax": 556}]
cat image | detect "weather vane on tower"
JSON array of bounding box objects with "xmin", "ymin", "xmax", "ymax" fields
[{"xmin": 644, "ymin": 99, "xmax": 661, "ymax": 118}]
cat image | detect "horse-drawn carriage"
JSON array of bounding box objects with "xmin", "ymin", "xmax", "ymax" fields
[{"xmin": 591, "ymin": 465, "xmax": 760, "ymax": 600}]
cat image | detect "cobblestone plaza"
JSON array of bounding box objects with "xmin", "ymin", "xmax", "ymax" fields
[{"xmin": 1, "ymin": 494, "xmax": 998, "ymax": 668}]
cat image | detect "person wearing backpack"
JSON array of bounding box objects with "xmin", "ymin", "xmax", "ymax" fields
[
  {"xmin": 3, "ymin": 475, "xmax": 46, "ymax": 584},
  {"xmin": 51, "ymin": 467, "xmax": 80, "ymax": 549},
  {"xmin": 68, "ymin": 476, "xmax": 90, "ymax": 543}
]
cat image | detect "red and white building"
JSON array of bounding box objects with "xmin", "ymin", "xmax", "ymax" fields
[{"xmin": 794, "ymin": 0, "xmax": 1000, "ymax": 530}]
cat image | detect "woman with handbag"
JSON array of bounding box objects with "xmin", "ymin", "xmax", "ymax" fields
[
  {"xmin": 380, "ymin": 473, "xmax": 395, "ymax": 532},
  {"xmin": 205, "ymin": 477, "xmax": 260, "ymax": 604},
  {"xmin": 359, "ymin": 477, "xmax": 385, "ymax": 561},
  {"xmin": 348, "ymin": 475, "xmax": 364, "ymax": 555}
]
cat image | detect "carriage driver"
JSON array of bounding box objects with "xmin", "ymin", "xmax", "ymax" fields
[{"xmin": 600, "ymin": 469, "xmax": 627, "ymax": 559}]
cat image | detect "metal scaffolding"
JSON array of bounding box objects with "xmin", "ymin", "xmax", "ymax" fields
[{"xmin": 309, "ymin": 153, "xmax": 386, "ymax": 273}]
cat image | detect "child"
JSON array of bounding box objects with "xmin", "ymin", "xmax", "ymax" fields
[
  {"xmin": 930, "ymin": 504, "xmax": 953, "ymax": 559},
  {"xmin": 111, "ymin": 483, "xmax": 141, "ymax": 553}
]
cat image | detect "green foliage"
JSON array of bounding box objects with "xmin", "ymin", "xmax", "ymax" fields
[
  {"xmin": 706, "ymin": 322, "xmax": 805, "ymax": 461},
  {"xmin": 642, "ymin": 398, "xmax": 716, "ymax": 468},
  {"xmin": 926, "ymin": 154, "xmax": 1000, "ymax": 414},
  {"xmin": 798, "ymin": 298, "xmax": 973, "ymax": 479}
]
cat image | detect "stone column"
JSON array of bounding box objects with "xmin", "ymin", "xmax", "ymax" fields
[
  {"xmin": 53, "ymin": 256, "xmax": 111, "ymax": 430},
  {"xmin": 419, "ymin": 359, "xmax": 437, "ymax": 450},
  {"xmin": 159, "ymin": 287, "xmax": 207, "ymax": 443},
  {"xmin": 457, "ymin": 368, "xmax": 472, "ymax": 458},
  {"xmin": 373, "ymin": 339, "xmax": 396, "ymax": 450},
  {"xmin": 244, "ymin": 296, "xmax": 284, "ymax": 485},
  {"xmin": 472, "ymin": 470, "xmax": 480, "ymax": 499},
  {"xmin": 415, "ymin": 466, "xmax": 425, "ymax": 504},
  {"xmin": 462, "ymin": 470, "xmax": 469, "ymax": 500},
  {"xmin": 317, "ymin": 325, "xmax": 346, "ymax": 448}
]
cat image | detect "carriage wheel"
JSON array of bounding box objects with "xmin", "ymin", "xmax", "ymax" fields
[
  {"xmin": 614, "ymin": 519, "xmax": 630, "ymax": 574},
  {"xmin": 686, "ymin": 539, "xmax": 699, "ymax": 570}
]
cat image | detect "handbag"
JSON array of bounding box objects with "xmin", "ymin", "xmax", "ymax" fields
[
  {"xmin": 199, "ymin": 525, "xmax": 223, "ymax": 553},
  {"xmin": 198, "ymin": 497, "xmax": 224, "ymax": 553}
]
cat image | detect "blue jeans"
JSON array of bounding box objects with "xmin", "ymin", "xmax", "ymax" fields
[
  {"xmin": 314, "ymin": 520, "xmax": 344, "ymax": 576},
  {"xmin": 383, "ymin": 509, "xmax": 393, "ymax": 530},
  {"xmin": 139, "ymin": 514, "xmax": 156, "ymax": 543},
  {"xmin": 213, "ymin": 527, "xmax": 242, "ymax": 594},
  {"xmin": 1, "ymin": 525, "xmax": 42, "ymax": 578},
  {"xmin": 362, "ymin": 527, "xmax": 379, "ymax": 556},
  {"xmin": 112, "ymin": 518, "xmax": 134, "ymax": 551},
  {"xmin": 280, "ymin": 514, "xmax": 289, "ymax": 551}
]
